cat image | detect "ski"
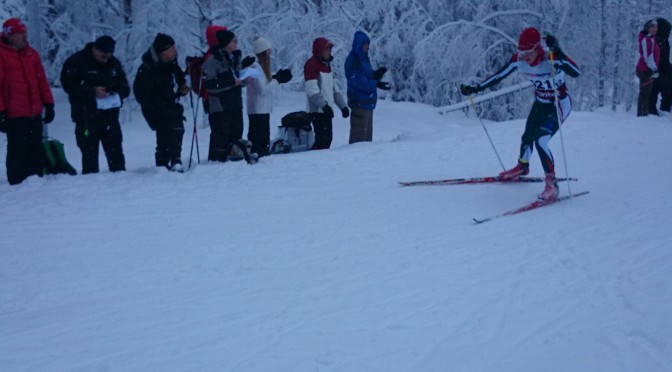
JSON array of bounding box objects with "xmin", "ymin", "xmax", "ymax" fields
[
  {"xmin": 473, "ymin": 191, "xmax": 589, "ymax": 224},
  {"xmin": 398, "ymin": 176, "xmax": 577, "ymax": 187}
]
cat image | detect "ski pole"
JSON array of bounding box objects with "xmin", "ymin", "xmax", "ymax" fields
[
  {"xmin": 548, "ymin": 50, "xmax": 572, "ymax": 198},
  {"xmin": 467, "ymin": 95, "xmax": 505, "ymax": 171},
  {"xmin": 187, "ymin": 60, "xmax": 204, "ymax": 168}
]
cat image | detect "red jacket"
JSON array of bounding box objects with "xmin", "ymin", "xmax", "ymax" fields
[{"xmin": 0, "ymin": 37, "xmax": 54, "ymax": 119}]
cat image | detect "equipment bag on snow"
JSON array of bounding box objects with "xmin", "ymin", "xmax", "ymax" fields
[
  {"xmin": 269, "ymin": 111, "xmax": 315, "ymax": 154},
  {"xmin": 227, "ymin": 139, "xmax": 258, "ymax": 164},
  {"xmin": 42, "ymin": 139, "xmax": 77, "ymax": 176}
]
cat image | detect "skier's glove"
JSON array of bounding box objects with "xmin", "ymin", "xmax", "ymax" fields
[
  {"xmin": 377, "ymin": 81, "xmax": 391, "ymax": 90},
  {"xmin": 341, "ymin": 107, "xmax": 350, "ymax": 118},
  {"xmin": 43, "ymin": 104, "xmax": 55, "ymax": 124},
  {"xmin": 272, "ymin": 69, "xmax": 293, "ymax": 84},
  {"xmin": 544, "ymin": 33, "xmax": 565, "ymax": 59},
  {"xmin": 460, "ymin": 84, "xmax": 479, "ymax": 96}
]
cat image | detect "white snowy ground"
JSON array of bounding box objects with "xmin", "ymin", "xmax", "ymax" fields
[{"xmin": 1, "ymin": 89, "xmax": 671, "ymax": 372}]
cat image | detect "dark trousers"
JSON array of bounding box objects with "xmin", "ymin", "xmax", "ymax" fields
[
  {"xmin": 311, "ymin": 113, "xmax": 333, "ymax": 150},
  {"xmin": 650, "ymin": 72, "xmax": 672, "ymax": 113},
  {"xmin": 247, "ymin": 114, "xmax": 270, "ymax": 156},
  {"xmin": 75, "ymin": 118, "xmax": 126, "ymax": 174},
  {"xmin": 155, "ymin": 120, "xmax": 185, "ymax": 167},
  {"xmin": 5, "ymin": 117, "xmax": 44, "ymax": 185},
  {"xmin": 637, "ymin": 70, "xmax": 656, "ymax": 116},
  {"xmin": 208, "ymin": 110, "xmax": 243, "ymax": 162},
  {"xmin": 349, "ymin": 106, "xmax": 373, "ymax": 144},
  {"xmin": 519, "ymin": 100, "xmax": 571, "ymax": 174}
]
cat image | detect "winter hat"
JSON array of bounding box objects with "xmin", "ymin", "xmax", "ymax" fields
[
  {"xmin": 94, "ymin": 35, "xmax": 116, "ymax": 54},
  {"xmin": 518, "ymin": 27, "xmax": 541, "ymax": 51},
  {"xmin": 206, "ymin": 25, "xmax": 227, "ymax": 48},
  {"xmin": 2, "ymin": 18, "xmax": 27, "ymax": 37},
  {"xmin": 252, "ymin": 36, "xmax": 272, "ymax": 55},
  {"xmin": 152, "ymin": 33, "xmax": 175, "ymax": 54},
  {"xmin": 216, "ymin": 29, "xmax": 235, "ymax": 47}
]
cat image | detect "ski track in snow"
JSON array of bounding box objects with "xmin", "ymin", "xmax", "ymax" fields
[{"xmin": 0, "ymin": 90, "xmax": 671, "ymax": 371}]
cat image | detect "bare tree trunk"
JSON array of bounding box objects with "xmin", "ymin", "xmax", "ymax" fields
[
  {"xmin": 599, "ymin": 0, "xmax": 606, "ymax": 107},
  {"xmin": 123, "ymin": 0, "xmax": 132, "ymax": 26},
  {"xmin": 27, "ymin": 0, "xmax": 42, "ymax": 54},
  {"xmin": 611, "ymin": 0, "xmax": 623, "ymax": 111}
]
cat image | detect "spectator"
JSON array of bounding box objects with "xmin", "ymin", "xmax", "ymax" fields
[
  {"xmin": 246, "ymin": 36, "xmax": 292, "ymax": 156},
  {"xmin": 636, "ymin": 19, "xmax": 660, "ymax": 117},
  {"xmin": 134, "ymin": 33, "xmax": 190, "ymax": 172},
  {"xmin": 304, "ymin": 37, "xmax": 349, "ymax": 149},
  {"xmin": 650, "ymin": 18, "xmax": 672, "ymax": 115},
  {"xmin": 0, "ymin": 18, "xmax": 55, "ymax": 185},
  {"xmin": 60, "ymin": 35, "xmax": 130, "ymax": 173},
  {"xmin": 344, "ymin": 31, "xmax": 390, "ymax": 144}
]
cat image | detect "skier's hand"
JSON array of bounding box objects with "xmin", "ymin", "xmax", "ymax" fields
[
  {"xmin": 544, "ymin": 32, "xmax": 565, "ymax": 59},
  {"xmin": 460, "ymin": 84, "xmax": 478, "ymax": 96},
  {"xmin": 241, "ymin": 56, "xmax": 255, "ymax": 69},
  {"xmin": 95, "ymin": 86, "xmax": 109, "ymax": 98},
  {"xmin": 652, "ymin": 70, "xmax": 660, "ymax": 79},
  {"xmin": 341, "ymin": 106, "xmax": 350, "ymax": 118},
  {"xmin": 373, "ymin": 67, "xmax": 388, "ymax": 81},
  {"xmin": 322, "ymin": 104, "xmax": 334, "ymax": 118}
]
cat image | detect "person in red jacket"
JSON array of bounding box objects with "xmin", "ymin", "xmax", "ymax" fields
[
  {"xmin": 636, "ymin": 19, "xmax": 660, "ymax": 117},
  {"xmin": 0, "ymin": 18, "xmax": 55, "ymax": 185}
]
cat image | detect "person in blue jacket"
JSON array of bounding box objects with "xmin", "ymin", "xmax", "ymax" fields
[{"xmin": 344, "ymin": 31, "xmax": 390, "ymax": 144}]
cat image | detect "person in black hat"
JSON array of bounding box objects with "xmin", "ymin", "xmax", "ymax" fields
[
  {"xmin": 203, "ymin": 29, "xmax": 256, "ymax": 162},
  {"xmin": 134, "ymin": 33, "xmax": 190, "ymax": 172},
  {"xmin": 60, "ymin": 35, "xmax": 130, "ymax": 174}
]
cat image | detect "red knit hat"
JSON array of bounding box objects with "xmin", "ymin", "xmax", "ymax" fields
[
  {"xmin": 3, "ymin": 18, "xmax": 27, "ymax": 37},
  {"xmin": 518, "ymin": 27, "xmax": 541, "ymax": 51}
]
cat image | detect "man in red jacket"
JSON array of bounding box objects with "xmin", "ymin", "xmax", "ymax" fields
[{"xmin": 0, "ymin": 18, "xmax": 55, "ymax": 185}]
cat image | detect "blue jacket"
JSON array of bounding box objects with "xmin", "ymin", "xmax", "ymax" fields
[{"xmin": 344, "ymin": 31, "xmax": 378, "ymax": 110}]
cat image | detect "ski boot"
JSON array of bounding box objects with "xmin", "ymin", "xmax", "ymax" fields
[
  {"xmin": 538, "ymin": 173, "xmax": 559, "ymax": 201},
  {"xmin": 498, "ymin": 159, "xmax": 529, "ymax": 180}
]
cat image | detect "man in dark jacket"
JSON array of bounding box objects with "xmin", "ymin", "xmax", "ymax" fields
[
  {"xmin": 60, "ymin": 35, "xmax": 129, "ymax": 174},
  {"xmin": 0, "ymin": 18, "xmax": 55, "ymax": 185},
  {"xmin": 651, "ymin": 18, "xmax": 672, "ymax": 115},
  {"xmin": 134, "ymin": 33, "xmax": 189, "ymax": 171},
  {"xmin": 344, "ymin": 31, "xmax": 390, "ymax": 144}
]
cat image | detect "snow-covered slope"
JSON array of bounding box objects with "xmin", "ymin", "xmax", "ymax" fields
[{"xmin": 1, "ymin": 90, "xmax": 670, "ymax": 371}]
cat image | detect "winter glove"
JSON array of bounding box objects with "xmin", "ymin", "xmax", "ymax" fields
[
  {"xmin": 272, "ymin": 69, "xmax": 293, "ymax": 84},
  {"xmin": 376, "ymin": 81, "xmax": 391, "ymax": 90},
  {"xmin": 652, "ymin": 70, "xmax": 660, "ymax": 79},
  {"xmin": 241, "ymin": 56, "xmax": 256, "ymax": 69},
  {"xmin": 0, "ymin": 111, "xmax": 6, "ymax": 133},
  {"xmin": 460, "ymin": 84, "xmax": 479, "ymax": 96},
  {"xmin": 322, "ymin": 104, "xmax": 334, "ymax": 118},
  {"xmin": 43, "ymin": 104, "xmax": 55, "ymax": 124},
  {"xmin": 544, "ymin": 33, "xmax": 565, "ymax": 59},
  {"xmin": 341, "ymin": 107, "xmax": 350, "ymax": 118},
  {"xmin": 373, "ymin": 67, "xmax": 388, "ymax": 81}
]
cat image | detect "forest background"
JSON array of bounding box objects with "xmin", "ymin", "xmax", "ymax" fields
[{"xmin": 2, "ymin": 0, "xmax": 672, "ymax": 120}]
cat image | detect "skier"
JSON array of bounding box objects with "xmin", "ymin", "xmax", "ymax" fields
[{"xmin": 460, "ymin": 27, "xmax": 581, "ymax": 201}]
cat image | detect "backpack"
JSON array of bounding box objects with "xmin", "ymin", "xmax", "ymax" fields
[
  {"xmin": 269, "ymin": 111, "xmax": 315, "ymax": 154},
  {"xmin": 185, "ymin": 56, "xmax": 206, "ymax": 97},
  {"xmin": 227, "ymin": 139, "xmax": 258, "ymax": 164},
  {"xmin": 42, "ymin": 139, "xmax": 77, "ymax": 176}
]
